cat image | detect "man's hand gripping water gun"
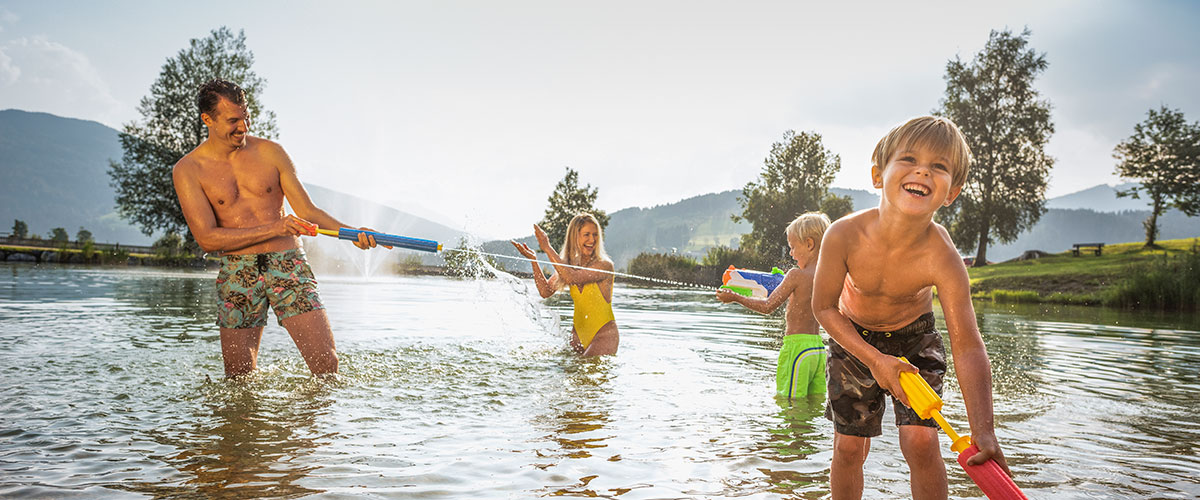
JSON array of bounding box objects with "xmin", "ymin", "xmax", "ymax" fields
[
  {"xmin": 295, "ymin": 220, "xmax": 441, "ymax": 253},
  {"xmin": 897, "ymin": 357, "xmax": 1028, "ymax": 500}
]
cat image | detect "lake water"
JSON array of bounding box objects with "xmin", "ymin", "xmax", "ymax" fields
[{"xmin": 1, "ymin": 263, "xmax": 1198, "ymax": 499}]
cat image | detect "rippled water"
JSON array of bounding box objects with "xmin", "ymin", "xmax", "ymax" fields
[{"xmin": 1, "ymin": 263, "xmax": 1198, "ymax": 499}]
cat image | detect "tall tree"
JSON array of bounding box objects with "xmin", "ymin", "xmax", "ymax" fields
[
  {"xmin": 935, "ymin": 28, "xmax": 1054, "ymax": 267},
  {"xmin": 11, "ymin": 219, "xmax": 28, "ymax": 239},
  {"xmin": 76, "ymin": 227, "xmax": 93, "ymax": 243},
  {"xmin": 108, "ymin": 27, "xmax": 278, "ymax": 238},
  {"xmin": 539, "ymin": 167, "xmax": 610, "ymax": 249},
  {"xmin": 1113, "ymin": 106, "xmax": 1200, "ymax": 247},
  {"xmin": 734, "ymin": 130, "xmax": 841, "ymax": 260}
]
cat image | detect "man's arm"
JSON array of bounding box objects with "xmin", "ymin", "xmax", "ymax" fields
[
  {"xmin": 172, "ymin": 160, "xmax": 304, "ymax": 253},
  {"xmin": 271, "ymin": 143, "xmax": 378, "ymax": 249},
  {"xmin": 933, "ymin": 237, "xmax": 1007, "ymax": 471},
  {"xmin": 717, "ymin": 268, "xmax": 801, "ymax": 314},
  {"xmin": 811, "ymin": 220, "xmax": 917, "ymax": 406}
]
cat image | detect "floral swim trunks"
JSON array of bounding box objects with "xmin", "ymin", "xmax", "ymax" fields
[
  {"xmin": 824, "ymin": 312, "xmax": 946, "ymax": 437},
  {"xmin": 215, "ymin": 248, "xmax": 324, "ymax": 329}
]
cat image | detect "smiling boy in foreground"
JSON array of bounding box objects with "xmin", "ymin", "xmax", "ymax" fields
[{"xmin": 812, "ymin": 116, "xmax": 1012, "ymax": 499}]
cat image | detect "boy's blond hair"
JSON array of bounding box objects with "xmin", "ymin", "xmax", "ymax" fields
[
  {"xmin": 786, "ymin": 212, "xmax": 831, "ymax": 258},
  {"xmin": 871, "ymin": 116, "xmax": 972, "ymax": 189}
]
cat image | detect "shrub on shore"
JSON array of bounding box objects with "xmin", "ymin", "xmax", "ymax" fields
[
  {"xmin": 627, "ymin": 252, "xmax": 705, "ymax": 285},
  {"xmin": 1105, "ymin": 243, "xmax": 1200, "ymax": 311}
]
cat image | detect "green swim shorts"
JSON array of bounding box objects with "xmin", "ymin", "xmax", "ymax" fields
[
  {"xmin": 215, "ymin": 248, "xmax": 324, "ymax": 329},
  {"xmin": 777, "ymin": 333, "xmax": 827, "ymax": 400}
]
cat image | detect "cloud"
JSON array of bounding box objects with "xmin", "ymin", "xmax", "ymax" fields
[
  {"xmin": 0, "ymin": 35, "xmax": 122, "ymax": 125},
  {"xmin": 0, "ymin": 47, "xmax": 16, "ymax": 85}
]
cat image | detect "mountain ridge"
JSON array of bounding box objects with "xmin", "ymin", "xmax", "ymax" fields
[{"xmin": 4, "ymin": 109, "xmax": 1197, "ymax": 269}]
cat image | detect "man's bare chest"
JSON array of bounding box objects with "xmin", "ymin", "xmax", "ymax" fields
[{"xmin": 197, "ymin": 162, "xmax": 283, "ymax": 211}]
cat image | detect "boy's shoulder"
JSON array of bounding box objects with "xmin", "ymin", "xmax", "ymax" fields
[
  {"xmin": 824, "ymin": 208, "xmax": 877, "ymax": 241},
  {"xmin": 785, "ymin": 266, "xmax": 815, "ymax": 280}
]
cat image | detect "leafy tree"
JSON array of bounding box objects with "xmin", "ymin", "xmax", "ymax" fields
[
  {"xmin": 76, "ymin": 227, "xmax": 94, "ymax": 243},
  {"xmin": 11, "ymin": 219, "xmax": 28, "ymax": 239},
  {"xmin": 820, "ymin": 193, "xmax": 855, "ymax": 221},
  {"xmin": 935, "ymin": 28, "xmax": 1054, "ymax": 267},
  {"xmin": 734, "ymin": 130, "xmax": 841, "ymax": 261},
  {"xmin": 1113, "ymin": 106, "xmax": 1200, "ymax": 247},
  {"xmin": 153, "ymin": 232, "xmax": 185, "ymax": 260},
  {"xmin": 49, "ymin": 227, "xmax": 69, "ymax": 243},
  {"xmin": 109, "ymin": 27, "xmax": 278, "ymax": 240},
  {"xmin": 539, "ymin": 167, "xmax": 610, "ymax": 249}
]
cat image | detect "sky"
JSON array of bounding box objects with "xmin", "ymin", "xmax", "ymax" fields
[{"xmin": 1, "ymin": 1, "xmax": 1197, "ymax": 240}]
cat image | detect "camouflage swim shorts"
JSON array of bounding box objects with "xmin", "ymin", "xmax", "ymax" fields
[
  {"xmin": 824, "ymin": 312, "xmax": 946, "ymax": 437},
  {"xmin": 214, "ymin": 248, "xmax": 324, "ymax": 329}
]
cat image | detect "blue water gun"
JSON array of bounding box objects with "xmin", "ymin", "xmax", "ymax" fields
[
  {"xmin": 720, "ymin": 265, "xmax": 786, "ymax": 298},
  {"xmin": 315, "ymin": 228, "xmax": 442, "ymax": 253}
]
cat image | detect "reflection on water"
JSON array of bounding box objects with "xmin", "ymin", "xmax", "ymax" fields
[{"xmin": 1, "ymin": 263, "xmax": 1199, "ymax": 499}]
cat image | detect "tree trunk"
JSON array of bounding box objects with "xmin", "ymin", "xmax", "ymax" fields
[
  {"xmin": 973, "ymin": 219, "xmax": 990, "ymax": 267},
  {"xmin": 1145, "ymin": 196, "xmax": 1162, "ymax": 248}
]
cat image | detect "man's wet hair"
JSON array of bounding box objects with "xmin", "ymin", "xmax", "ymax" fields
[{"xmin": 197, "ymin": 79, "xmax": 247, "ymax": 117}]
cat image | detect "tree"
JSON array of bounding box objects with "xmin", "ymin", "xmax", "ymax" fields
[
  {"xmin": 820, "ymin": 193, "xmax": 855, "ymax": 221},
  {"xmin": 109, "ymin": 27, "xmax": 278, "ymax": 239},
  {"xmin": 11, "ymin": 219, "xmax": 28, "ymax": 239},
  {"xmin": 1113, "ymin": 106, "xmax": 1200, "ymax": 247},
  {"xmin": 934, "ymin": 28, "xmax": 1054, "ymax": 267},
  {"xmin": 49, "ymin": 227, "xmax": 69, "ymax": 243},
  {"xmin": 76, "ymin": 227, "xmax": 94, "ymax": 243},
  {"xmin": 539, "ymin": 167, "xmax": 610, "ymax": 249},
  {"xmin": 153, "ymin": 232, "xmax": 184, "ymax": 259},
  {"xmin": 734, "ymin": 130, "xmax": 841, "ymax": 261}
]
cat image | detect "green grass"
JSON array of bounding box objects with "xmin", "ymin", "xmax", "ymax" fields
[{"xmin": 967, "ymin": 237, "xmax": 1200, "ymax": 309}]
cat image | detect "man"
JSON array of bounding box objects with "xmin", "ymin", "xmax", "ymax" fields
[{"xmin": 173, "ymin": 78, "xmax": 384, "ymax": 377}]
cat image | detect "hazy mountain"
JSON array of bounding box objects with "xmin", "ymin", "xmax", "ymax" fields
[
  {"xmin": 5, "ymin": 109, "xmax": 1197, "ymax": 269},
  {"xmin": 1046, "ymin": 183, "xmax": 1148, "ymax": 212},
  {"xmin": 0, "ymin": 109, "xmax": 153, "ymax": 244}
]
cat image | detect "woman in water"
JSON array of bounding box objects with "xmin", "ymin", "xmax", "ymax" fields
[{"xmin": 511, "ymin": 213, "xmax": 618, "ymax": 356}]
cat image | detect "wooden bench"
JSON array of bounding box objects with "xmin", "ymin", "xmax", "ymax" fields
[{"xmin": 1072, "ymin": 243, "xmax": 1104, "ymax": 256}]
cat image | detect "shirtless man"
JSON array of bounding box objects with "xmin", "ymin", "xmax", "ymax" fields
[{"xmin": 173, "ymin": 79, "xmax": 383, "ymax": 377}]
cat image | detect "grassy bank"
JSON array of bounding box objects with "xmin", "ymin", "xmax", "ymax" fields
[{"xmin": 967, "ymin": 237, "xmax": 1200, "ymax": 310}]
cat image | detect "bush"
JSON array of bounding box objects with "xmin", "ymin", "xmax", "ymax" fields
[
  {"xmin": 1105, "ymin": 242, "xmax": 1200, "ymax": 311},
  {"xmin": 101, "ymin": 247, "xmax": 130, "ymax": 265},
  {"xmin": 626, "ymin": 252, "xmax": 705, "ymax": 286},
  {"xmin": 394, "ymin": 254, "xmax": 426, "ymax": 274},
  {"xmin": 152, "ymin": 233, "xmax": 192, "ymax": 266},
  {"xmin": 701, "ymin": 245, "xmax": 776, "ymax": 270},
  {"xmin": 81, "ymin": 240, "xmax": 97, "ymax": 262},
  {"xmin": 988, "ymin": 290, "xmax": 1041, "ymax": 304}
]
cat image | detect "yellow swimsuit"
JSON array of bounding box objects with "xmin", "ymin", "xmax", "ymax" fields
[{"xmin": 569, "ymin": 282, "xmax": 616, "ymax": 348}]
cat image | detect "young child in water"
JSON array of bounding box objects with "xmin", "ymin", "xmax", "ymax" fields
[
  {"xmin": 511, "ymin": 213, "xmax": 619, "ymax": 356},
  {"xmin": 717, "ymin": 212, "xmax": 831, "ymax": 401},
  {"xmin": 812, "ymin": 115, "xmax": 1012, "ymax": 499}
]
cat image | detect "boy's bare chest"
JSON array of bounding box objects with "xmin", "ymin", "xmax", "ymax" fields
[{"xmin": 844, "ymin": 246, "xmax": 933, "ymax": 298}]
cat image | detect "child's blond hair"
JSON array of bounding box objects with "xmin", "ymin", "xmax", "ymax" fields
[
  {"xmin": 786, "ymin": 212, "xmax": 831, "ymax": 258},
  {"xmin": 872, "ymin": 116, "xmax": 972, "ymax": 189}
]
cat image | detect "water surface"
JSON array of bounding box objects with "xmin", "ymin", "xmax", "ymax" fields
[{"xmin": 1, "ymin": 263, "xmax": 1198, "ymax": 498}]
